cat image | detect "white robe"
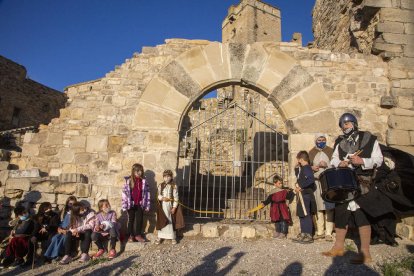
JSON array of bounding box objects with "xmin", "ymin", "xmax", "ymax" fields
[
  {"xmin": 313, "ymin": 150, "xmax": 335, "ymax": 211},
  {"xmin": 157, "ymin": 183, "xmax": 179, "ymax": 240}
]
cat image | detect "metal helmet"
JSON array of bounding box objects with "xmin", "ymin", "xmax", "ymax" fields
[{"xmin": 338, "ymin": 113, "xmax": 358, "ymax": 129}]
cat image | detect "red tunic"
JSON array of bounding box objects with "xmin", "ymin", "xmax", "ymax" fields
[{"xmin": 269, "ymin": 190, "xmax": 291, "ymax": 223}]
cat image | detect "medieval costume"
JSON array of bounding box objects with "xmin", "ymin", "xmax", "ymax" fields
[
  {"xmin": 309, "ymin": 134, "xmax": 335, "ymax": 240},
  {"xmin": 324, "ymin": 113, "xmax": 383, "ymax": 264},
  {"xmin": 156, "ymin": 181, "xmax": 184, "ymax": 242},
  {"xmin": 292, "ymin": 155, "xmax": 317, "ymax": 244},
  {"xmin": 262, "ymin": 187, "xmax": 294, "ymax": 238}
]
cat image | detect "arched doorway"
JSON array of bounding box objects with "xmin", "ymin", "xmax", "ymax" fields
[{"xmin": 178, "ymin": 84, "xmax": 288, "ymax": 220}]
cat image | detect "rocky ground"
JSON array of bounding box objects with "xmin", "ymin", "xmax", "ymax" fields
[{"xmin": 0, "ymin": 235, "xmax": 413, "ymax": 276}]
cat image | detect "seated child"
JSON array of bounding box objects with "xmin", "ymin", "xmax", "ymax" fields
[
  {"xmin": 155, "ymin": 170, "xmax": 184, "ymax": 245},
  {"xmin": 44, "ymin": 196, "xmax": 77, "ymax": 261},
  {"xmin": 60, "ymin": 201, "xmax": 95, "ymax": 265},
  {"xmin": 34, "ymin": 202, "xmax": 60, "ymax": 253},
  {"xmin": 292, "ymin": 150, "xmax": 317, "ymax": 244},
  {"xmin": 260, "ymin": 175, "xmax": 294, "ymax": 239},
  {"xmin": 0, "ymin": 206, "xmax": 36, "ymax": 268},
  {"xmin": 92, "ymin": 199, "xmax": 118, "ymax": 259}
]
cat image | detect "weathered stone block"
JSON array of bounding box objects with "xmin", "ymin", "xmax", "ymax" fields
[
  {"xmin": 76, "ymin": 184, "xmax": 92, "ymax": 198},
  {"xmin": 405, "ymin": 23, "xmax": 414, "ymax": 35},
  {"xmin": 380, "ymin": 8, "xmax": 414, "ymax": 23},
  {"xmin": 46, "ymin": 132, "xmax": 63, "ymax": 145},
  {"xmin": 183, "ymin": 223, "xmax": 201, "ymax": 237},
  {"xmin": 108, "ymin": 136, "xmax": 126, "ymax": 153},
  {"xmin": 108, "ymin": 154, "xmax": 123, "ymax": 171},
  {"xmin": 241, "ymin": 226, "xmax": 256, "ymax": 238},
  {"xmin": 9, "ymin": 169, "xmax": 40, "ymax": 178},
  {"xmin": 376, "ymin": 21, "xmax": 404, "ymax": 33},
  {"xmin": 0, "ymin": 170, "xmax": 8, "ymax": 186},
  {"xmin": 6, "ymin": 178, "xmax": 32, "ymax": 191},
  {"xmin": 387, "ymin": 129, "xmax": 411, "ymax": 145},
  {"xmin": 70, "ymin": 136, "xmax": 86, "ymax": 149},
  {"xmin": 74, "ymin": 153, "xmax": 93, "ymax": 165},
  {"xmin": 382, "ymin": 33, "xmax": 414, "ymax": 45},
  {"xmin": 59, "ymin": 173, "xmax": 88, "ymax": 184},
  {"xmin": 0, "ymin": 149, "xmax": 10, "ymax": 161},
  {"xmin": 254, "ymin": 224, "xmax": 270, "ymax": 238},
  {"xmin": 30, "ymin": 181, "xmax": 56, "ymax": 193},
  {"xmin": 401, "ymin": 0, "xmax": 414, "ymax": 9},
  {"xmin": 133, "ymin": 102, "xmax": 180, "ymax": 130},
  {"xmin": 54, "ymin": 183, "xmax": 77, "ymax": 195},
  {"xmin": 21, "ymin": 144, "xmax": 39, "ymax": 157},
  {"xmin": 0, "ymin": 162, "xmax": 9, "ymax": 171},
  {"xmin": 176, "ymin": 46, "xmax": 217, "ymax": 88},
  {"xmin": 400, "ymin": 79, "xmax": 414, "ymax": 89},
  {"xmin": 363, "ymin": 0, "xmax": 392, "ymax": 8},
  {"xmin": 58, "ymin": 148, "xmax": 75, "ymax": 164},
  {"xmin": 221, "ymin": 225, "xmax": 242, "ymax": 238},
  {"xmin": 202, "ymin": 223, "xmax": 219, "ymax": 238},
  {"xmin": 288, "ymin": 109, "xmax": 337, "ymax": 134},
  {"xmin": 388, "ymin": 115, "xmax": 414, "ymax": 130},
  {"xmin": 86, "ymin": 136, "xmax": 108, "ymax": 153}
]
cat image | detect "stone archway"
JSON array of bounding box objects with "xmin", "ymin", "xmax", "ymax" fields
[{"xmin": 133, "ymin": 42, "xmax": 336, "ymax": 184}]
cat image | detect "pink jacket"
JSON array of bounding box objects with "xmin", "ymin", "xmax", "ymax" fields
[{"xmin": 72, "ymin": 210, "xmax": 95, "ymax": 232}]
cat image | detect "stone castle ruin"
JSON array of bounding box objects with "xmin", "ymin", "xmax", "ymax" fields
[{"xmin": 0, "ymin": 0, "xmax": 413, "ymax": 238}]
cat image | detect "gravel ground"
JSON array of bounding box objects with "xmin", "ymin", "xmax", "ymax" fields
[{"xmin": 1, "ymin": 236, "xmax": 413, "ymax": 276}]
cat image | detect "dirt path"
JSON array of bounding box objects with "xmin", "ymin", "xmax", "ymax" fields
[{"xmin": 1, "ymin": 236, "xmax": 413, "ymax": 276}]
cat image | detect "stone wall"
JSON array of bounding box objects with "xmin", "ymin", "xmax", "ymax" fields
[
  {"xmin": 0, "ymin": 55, "xmax": 67, "ymax": 131},
  {"xmin": 1, "ymin": 40, "xmax": 398, "ymax": 237}
]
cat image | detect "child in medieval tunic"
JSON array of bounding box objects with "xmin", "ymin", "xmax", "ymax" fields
[
  {"xmin": 92, "ymin": 199, "xmax": 119, "ymax": 259},
  {"xmin": 260, "ymin": 175, "xmax": 294, "ymax": 239},
  {"xmin": 155, "ymin": 170, "xmax": 179, "ymax": 245},
  {"xmin": 292, "ymin": 150, "xmax": 317, "ymax": 244}
]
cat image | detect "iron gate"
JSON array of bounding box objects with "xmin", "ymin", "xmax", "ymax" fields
[{"xmin": 180, "ymin": 93, "xmax": 288, "ymax": 220}]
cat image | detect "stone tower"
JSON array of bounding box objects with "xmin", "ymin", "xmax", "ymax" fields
[{"xmin": 222, "ymin": 0, "xmax": 282, "ymax": 43}]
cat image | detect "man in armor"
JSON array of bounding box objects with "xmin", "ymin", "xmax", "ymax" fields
[{"xmin": 322, "ymin": 113, "xmax": 383, "ymax": 264}]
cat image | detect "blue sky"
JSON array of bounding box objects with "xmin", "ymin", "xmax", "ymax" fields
[{"xmin": 0, "ymin": 0, "xmax": 315, "ymax": 91}]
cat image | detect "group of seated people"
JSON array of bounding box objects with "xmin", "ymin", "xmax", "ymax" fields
[{"xmin": 0, "ymin": 196, "xmax": 119, "ymax": 269}]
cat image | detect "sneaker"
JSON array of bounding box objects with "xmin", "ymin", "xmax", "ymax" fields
[
  {"xmin": 79, "ymin": 253, "xmax": 90, "ymax": 263},
  {"xmin": 59, "ymin": 255, "xmax": 72, "ymax": 265},
  {"xmin": 273, "ymin": 232, "xmax": 281, "ymax": 239},
  {"xmin": 154, "ymin": 239, "xmax": 161, "ymax": 245},
  {"xmin": 135, "ymin": 235, "xmax": 145, "ymax": 243},
  {"xmin": 325, "ymin": 235, "xmax": 334, "ymax": 242},
  {"xmin": 171, "ymin": 239, "xmax": 177, "ymax": 245},
  {"xmin": 108, "ymin": 249, "xmax": 116, "ymax": 259},
  {"xmin": 93, "ymin": 249, "xmax": 106, "ymax": 259}
]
